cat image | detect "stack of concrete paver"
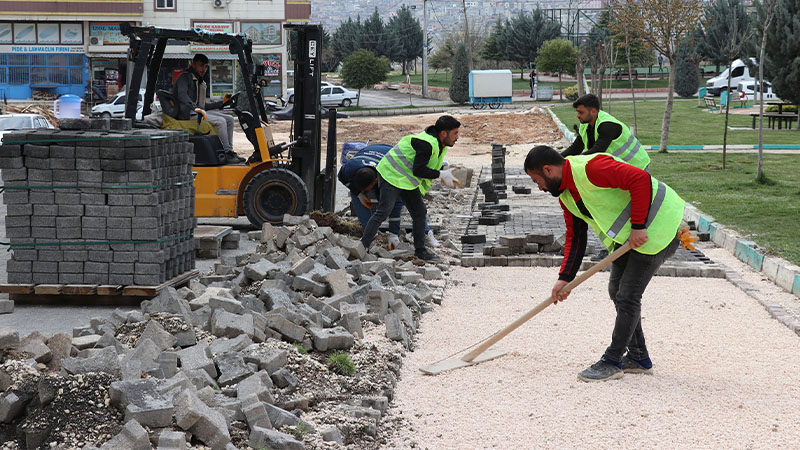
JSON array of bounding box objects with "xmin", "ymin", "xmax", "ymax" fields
[
  {"xmin": 0, "ymin": 126, "xmax": 195, "ymax": 286},
  {"xmin": 0, "ymin": 214, "xmax": 446, "ymax": 449},
  {"xmin": 490, "ymin": 143, "xmax": 507, "ymax": 199}
]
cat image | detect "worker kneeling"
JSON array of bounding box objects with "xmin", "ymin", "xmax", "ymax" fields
[
  {"xmin": 360, "ymin": 115, "xmax": 462, "ymax": 262},
  {"xmin": 524, "ymin": 145, "xmax": 685, "ymax": 382},
  {"xmin": 339, "ymin": 144, "xmax": 438, "ymax": 250}
]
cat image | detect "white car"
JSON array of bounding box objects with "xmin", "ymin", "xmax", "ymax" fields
[
  {"xmin": 0, "ymin": 113, "xmax": 55, "ymax": 142},
  {"xmin": 285, "ymin": 81, "xmax": 335, "ymax": 104},
  {"xmin": 91, "ymin": 89, "xmax": 160, "ymax": 120},
  {"xmin": 320, "ymin": 85, "xmax": 358, "ymax": 107},
  {"xmin": 736, "ymin": 80, "xmax": 780, "ymax": 102}
]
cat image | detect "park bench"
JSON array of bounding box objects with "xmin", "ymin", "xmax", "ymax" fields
[
  {"xmin": 704, "ymin": 96, "xmax": 719, "ymax": 112},
  {"xmin": 749, "ymin": 112, "xmax": 798, "ymax": 130},
  {"xmin": 614, "ymin": 68, "xmax": 639, "ymax": 80}
]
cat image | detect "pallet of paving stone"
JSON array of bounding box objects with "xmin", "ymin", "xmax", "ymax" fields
[{"xmin": 0, "ymin": 269, "xmax": 199, "ymax": 301}]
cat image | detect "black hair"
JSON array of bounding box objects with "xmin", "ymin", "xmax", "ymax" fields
[
  {"xmin": 192, "ymin": 54, "xmax": 209, "ymax": 65},
  {"xmin": 572, "ymin": 93, "xmax": 601, "ymax": 111},
  {"xmin": 524, "ymin": 145, "xmax": 565, "ymax": 174},
  {"xmin": 350, "ymin": 167, "xmax": 377, "ymax": 194},
  {"xmin": 434, "ymin": 115, "xmax": 461, "ymax": 132}
]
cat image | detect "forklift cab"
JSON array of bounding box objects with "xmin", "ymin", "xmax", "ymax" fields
[{"xmin": 120, "ymin": 23, "xmax": 337, "ymax": 226}]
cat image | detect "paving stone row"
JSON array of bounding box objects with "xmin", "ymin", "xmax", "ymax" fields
[
  {"xmin": 0, "ymin": 123, "xmax": 195, "ymax": 286},
  {"xmin": 0, "ymin": 213, "xmax": 447, "ymax": 448}
]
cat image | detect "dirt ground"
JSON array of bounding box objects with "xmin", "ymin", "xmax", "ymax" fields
[{"xmin": 384, "ymin": 265, "xmax": 800, "ymax": 449}]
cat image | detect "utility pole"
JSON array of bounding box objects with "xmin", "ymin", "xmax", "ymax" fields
[{"xmin": 422, "ymin": 0, "xmax": 428, "ymax": 98}]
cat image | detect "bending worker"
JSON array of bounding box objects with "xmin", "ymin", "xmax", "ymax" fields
[
  {"xmin": 360, "ymin": 115, "xmax": 462, "ymax": 262},
  {"xmin": 173, "ymin": 54, "xmax": 242, "ymax": 163},
  {"xmin": 561, "ymin": 93, "xmax": 650, "ymax": 172},
  {"xmin": 338, "ymin": 144, "xmax": 438, "ymax": 249},
  {"xmin": 524, "ymin": 145, "xmax": 685, "ymax": 382}
]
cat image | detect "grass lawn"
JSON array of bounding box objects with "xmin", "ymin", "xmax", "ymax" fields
[
  {"xmin": 386, "ymin": 72, "xmax": 670, "ymax": 90},
  {"xmin": 551, "ymin": 99, "xmax": 800, "ymax": 146},
  {"xmin": 649, "ymin": 152, "xmax": 800, "ymax": 266}
]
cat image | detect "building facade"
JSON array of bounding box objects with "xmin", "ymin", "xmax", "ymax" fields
[{"xmin": 0, "ymin": 0, "xmax": 310, "ymax": 100}]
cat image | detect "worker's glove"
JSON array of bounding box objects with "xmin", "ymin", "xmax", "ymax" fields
[
  {"xmin": 357, "ymin": 193, "xmax": 372, "ymax": 209},
  {"xmin": 386, "ymin": 232, "xmax": 400, "ymax": 250},
  {"xmin": 438, "ymin": 169, "xmax": 460, "ymax": 188}
]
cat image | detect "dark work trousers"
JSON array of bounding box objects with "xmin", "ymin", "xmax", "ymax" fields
[
  {"xmin": 360, "ymin": 174, "xmax": 428, "ymax": 254},
  {"xmin": 604, "ymin": 237, "xmax": 680, "ymax": 363}
]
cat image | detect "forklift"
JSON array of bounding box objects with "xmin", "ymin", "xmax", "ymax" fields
[{"xmin": 119, "ymin": 23, "xmax": 338, "ymax": 226}]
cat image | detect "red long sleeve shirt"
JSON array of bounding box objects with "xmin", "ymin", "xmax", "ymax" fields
[{"xmin": 558, "ymin": 155, "xmax": 652, "ymax": 281}]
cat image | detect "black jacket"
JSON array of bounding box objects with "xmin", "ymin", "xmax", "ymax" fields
[{"xmin": 172, "ymin": 68, "xmax": 223, "ymax": 120}]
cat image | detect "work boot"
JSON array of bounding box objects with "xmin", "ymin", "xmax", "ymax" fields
[
  {"xmin": 426, "ymin": 230, "xmax": 440, "ymax": 248},
  {"xmin": 621, "ymin": 354, "xmax": 654, "ymax": 375},
  {"xmin": 577, "ymin": 357, "xmax": 623, "ymax": 382},
  {"xmin": 415, "ymin": 249, "xmax": 441, "ymax": 263},
  {"xmin": 225, "ymin": 150, "xmax": 246, "ymax": 164}
]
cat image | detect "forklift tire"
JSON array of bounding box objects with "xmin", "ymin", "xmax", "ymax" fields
[{"xmin": 243, "ymin": 168, "xmax": 309, "ymax": 226}]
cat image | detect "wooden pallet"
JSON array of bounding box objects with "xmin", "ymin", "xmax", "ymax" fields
[{"xmin": 0, "ymin": 269, "xmax": 198, "ymax": 299}]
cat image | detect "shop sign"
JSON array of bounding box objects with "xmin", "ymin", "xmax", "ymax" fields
[
  {"xmin": 241, "ymin": 22, "xmax": 280, "ymax": 45},
  {"xmin": 189, "ymin": 45, "xmax": 230, "ymax": 52},
  {"xmin": 89, "ymin": 23, "xmax": 129, "ymax": 45},
  {"xmin": 192, "ymin": 22, "xmax": 234, "ymax": 34},
  {"xmin": 0, "ymin": 44, "xmax": 84, "ymax": 53},
  {"xmin": 261, "ymin": 54, "xmax": 281, "ymax": 76}
]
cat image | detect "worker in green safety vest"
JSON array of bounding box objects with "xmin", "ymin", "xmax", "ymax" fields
[
  {"xmin": 360, "ymin": 115, "xmax": 462, "ymax": 262},
  {"xmin": 524, "ymin": 145, "xmax": 685, "ymax": 383},
  {"xmin": 562, "ymin": 93, "xmax": 651, "ymax": 172}
]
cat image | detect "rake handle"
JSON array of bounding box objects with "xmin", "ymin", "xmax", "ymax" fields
[{"xmin": 461, "ymin": 242, "xmax": 632, "ymax": 362}]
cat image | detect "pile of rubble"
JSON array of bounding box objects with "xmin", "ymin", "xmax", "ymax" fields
[{"xmin": 0, "ymin": 214, "xmax": 450, "ymax": 449}]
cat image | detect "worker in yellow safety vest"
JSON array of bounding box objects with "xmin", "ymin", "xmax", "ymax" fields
[
  {"xmin": 562, "ymin": 93, "xmax": 650, "ymax": 172},
  {"xmin": 360, "ymin": 115, "xmax": 462, "ymax": 262},
  {"xmin": 524, "ymin": 145, "xmax": 685, "ymax": 382}
]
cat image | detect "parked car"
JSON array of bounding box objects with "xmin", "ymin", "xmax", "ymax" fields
[
  {"xmin": 0, "ymin": 113, "xmax": 55, "ymax": 142},
  {"xmin": 706, "ymin": 58, "xmax": 756, "ymax": 96},
  {"xmin": 285, "ymin": 81, "xmax": 335, "ymax": 104},
  {"xmin": 736, "ymin": 80, "xmax": 781, "ymax": 102},
  {"xmin": 91, "ymin": 89, "xmax": 160, "ymax": 119},
  {"xmin": 320, "ymin": 85, "xmax": 359, "ymax": 107},
  {"xmin": 269, "ymin": 104, "xmax": 349, "ymax": 121}
]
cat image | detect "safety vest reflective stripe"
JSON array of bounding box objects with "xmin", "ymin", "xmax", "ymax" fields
[
  {"xmin": 385, "ymin": 147, "xmax": 420, "ymax": 188},
  {"xmin": 612, "ymin": 135, "xmax": 643, "ymax": 164},
  {"xmin": 606, "ymin": 180, "xmax": 668, "ymax": 238}
]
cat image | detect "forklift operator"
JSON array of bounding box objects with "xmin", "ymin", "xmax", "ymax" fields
[{"xmin": 173, "ymin": 54, "xmax": 242, "ymax": 162}]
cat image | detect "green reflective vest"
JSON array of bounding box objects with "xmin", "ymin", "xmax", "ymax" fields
[
  {"xmin": 579, "ymin": 110, "xmax": 650, "ymax": 172},
  {"xmin": 377, "ymin": 131, "xmax": 447, "ymax": 195},
  {"xmin": 559, "ymin": 154, "xmax": 685, "ymax": 255}
]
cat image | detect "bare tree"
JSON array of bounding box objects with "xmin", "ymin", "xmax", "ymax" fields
[
  {"xmin": 611, "ymin": 0, "xmax": 706, "ymax": 152},
  {"xmin": 755, "ymin": 0, "xmax": 779, "ymax": 181}
]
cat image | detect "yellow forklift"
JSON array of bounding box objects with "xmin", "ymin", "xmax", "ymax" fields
[{"xmin": 120, "ymin": 23, "xmax": 338, "ymax": 226}]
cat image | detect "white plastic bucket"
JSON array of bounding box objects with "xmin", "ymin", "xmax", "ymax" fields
[{"xmin": 54, "ymin": 94, "xmax": 82, "ymax": 119}]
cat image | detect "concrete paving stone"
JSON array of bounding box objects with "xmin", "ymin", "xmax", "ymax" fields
[
  {"xmin": 324, "ymin": 247, "xmax": 351, "ymax": 270},
  {"xmin": 110, "ymin": 378, "xmax": 174, "ymax": 428},
  {"xmin": 98, "ymin": 420, "xmax": 150, "ymax": 450},
  {"xmin": 17, "ymin": 332, "xmax": 52, "ymax": 363},
  {"xmin": 397, "ymin": 271, "xmax": 423, "ymax": 284},
  {"xmin": 367, "ymin": 289, "xmax": 391, "ymax": 316},
  {"xmin": 241, "ymin": 393, "xmax": 273, "ymax": 429},
  {"xmin": 138, "ymin": 320, "xmax": 178, "ymax": 351},
  {"xmin": 289, "ymin": 256, "xmax": 315, "ymax": 276},
  {"xmin": 141, "ymin": 287, "xmax": 194, "ymax": 325},
  {"xmin": 209, "ymin": 335, "xmax": 254, "ymax": 357},
  {"xmin": 157, "ymin": 352, "xmax": 179, "ymax": 379},
  {"xmin": 309, "ymin": 326, "xmax": 355, "ymax": 351},
  {"xmin": 335, "ymin": 311, "xmax": 363, "ymax": 339},
  {"xmin": 337, "ymin": 235, "xmax": 367, "ymax": 259},
  {"xmin": 237, "ymin": 370, "xmax": 275, "ymax": 403},
  {"xmin": 291, "ymin": 275, "xmax": 327, "ymax": 296},
  {"xmin": 157, "ymin": 430, "xmax": 188, "ymax": 450},
  {"xmin": 177, "ymin": 342, "xmax": 218, "ymax": 378},
  {"xmin": 211, "ymin": 309, "xmax": 255, "ymax": 339},
  {"xmin": 390, "ymin": 299, "xmax": 416, "ymax": 333},
  {"xmin": 275, "ymin": 227, "xmax": 291, "ymax": 249},
  {"xmin": 241, "ymin": 345, "xmax": 288, "ymax": 375},
  {"xmin": 71, "ymin": 334, "xmax": 102, "ymax": 350},
  {"xmin": 62, "ymin": 346, "xmax": 120, "ymax": 376},
  {"xmin": 209, "ymin": 296, "xmax": 244, "ymax": 315},
  {"xmin": 264, "ymin": 314, "xmax": 306, "ymax": 343},
  {"xmin": 263, "ymin": 402, "xmax": 314, "ymax": 430},
  {"xmin": 244, "ymin": 259, "xmax": 280, "ymax": 281},
  {"xmin": 420, "ymin": 267, "xmax": 443, "ymax": 280},
  {"xmin": 173, "ymin": 389, "xmax": 232, "ymax": 449},
  {"xmin": 321, "ymin": 426, "xmax": 344, "ymax": 444},
  {"xmin": 215, "ymin": 352, "xmax": 254, "ymax": 387},
  {"xmin": 270, "ymin": 367, "xmax": 299, "ymax": 390},
  {"xmin": 249, "ymin": 426, "xmax": 304, "ymax": 450},
  {"xmin": 384, "ymin": 313, "xmax": 409, "ymax": 348},
  {"xmin": 322, "ymin": 269, "xmax": 352, "ymax": 296}
]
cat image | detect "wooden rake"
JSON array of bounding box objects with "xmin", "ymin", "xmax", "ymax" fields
[{"xmin": 420, "ymin": 242, "xmax": 632, "ymax": 375}]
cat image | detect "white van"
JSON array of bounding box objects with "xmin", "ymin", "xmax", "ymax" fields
[
  {"xmin": 706, "ymin": 58, "xmax": 756, "ymax": 96},
  {"xmin": 736, "ymin": 80, "xmax": 781, "ymax": 102}
]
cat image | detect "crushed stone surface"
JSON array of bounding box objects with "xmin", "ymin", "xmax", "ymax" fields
[{"xmin": 384, "ymin": 266, "xmax": 800, "ymax": 449}]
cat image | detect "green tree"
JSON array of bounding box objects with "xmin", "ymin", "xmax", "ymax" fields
[
  {"xmin": 611, "ymin": 0, "xmax": 706, "ymax": 153},
  {"xmin": 496, "ymin": 9, "xmax": 561, "ymax": 78},
  {"xmin": 332, "ymin": 17, "xmax": 364, "ymax": 63},
  {"xmin": 695, "ymin": 0, "xmax": 753, "ymax": 75},
  {"xmin": 340, "ymin": 49, "xmax": 391, "ymax": 107},
  {"xmin": 536, "ymin": 39, "xmax": 577, "ymax": 100},
  {"xmin": 761, "ymin": 0, "xmax": 800, "ymax": 110},
  {"xmin": 479, "ymin": 19, "xmax": 506, "ymax": 68},
  {"xmin": 581, "ymin": 14, "xmax": 612, "ymax": 100},
  {"xmin": 675, "ymin": 39, "xmax": 701, "ymax": 98},
  {"xmin": 449, "ymin": 44, "xmax": 469, "ymax": 104},
  {"xmin": 751, "ymin": 0, "xmax": 781, "ymax": 182},
  {"xmin": 387, "ymin": 5, "xmax": 423, "ymax": 75},
  {"xmin": 362, "ymin": 8, "xmax": 399, "ymax": 59}
]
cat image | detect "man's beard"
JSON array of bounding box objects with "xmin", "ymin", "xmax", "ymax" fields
[{"xmin": 544, "ymin": 175, "xmax": 563, "ymax": 197}]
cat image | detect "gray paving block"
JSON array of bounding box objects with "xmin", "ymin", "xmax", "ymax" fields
[{"xmin": 173, "ymin": 389, "xmax": 231, "ymax": 449}]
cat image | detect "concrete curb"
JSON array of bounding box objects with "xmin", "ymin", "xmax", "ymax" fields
[
  {"xmin": 546, "ymin": 108, "xmax": 575, "ymax": 145},
  {"xmin": 345, "ymin": 106, "xmax": 451, "ymax": 117}
]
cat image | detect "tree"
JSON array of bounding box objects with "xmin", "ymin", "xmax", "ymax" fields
[
  {"xmin": 332, "ymin": 17, "xmax": 364, "ymax": 63},
  {"xmin": 611, "ymin": 0, "xmax": 706, "ymax": 152},
  {"xmin": 340, "ymin": 49, "xmax": 391, "ymax": 107},
  {"xmin": 496, "ymin": 9, "xmax": 561, "ymax": 78},
  {"xmin": 536, "ymin": 39, "xmax": 577, "ymax": 101},
  {"xmin": 761, "ymin": 0, "xmax": 800, "ymax": 127},
  {"xmin": 695, "ymin": 0, "xmax": 752, "ymax": 75},
  {"xmin": 386, "ymin": 5, "xmax": 423, "ymax": 75},
  {"xmin": 753, "ymin": 0, "xmax": 781, "ymax": 182},
  {"xmin": 449, "ymin": 44, "xmax": 469, "ymax": 104},
  {"xmin": 581, "ymin": 16, "xmax": 612, "ymax": 102},
  {"xmin": 480, "ymin": 20, "xmax": 506, "ymax": 68},
  {"xmin": 675, "ymin": 39, "xmax": 701, "ymax": 98}
]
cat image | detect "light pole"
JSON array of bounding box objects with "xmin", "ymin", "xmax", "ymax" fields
[{"xmin": 422, "ymin": 0, "xmax": 428, "ymax": 98}]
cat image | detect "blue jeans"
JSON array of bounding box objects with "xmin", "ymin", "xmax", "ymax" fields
[{"xmin": 351, "ymin": 192, "xmax": 431, "ymax": 236}]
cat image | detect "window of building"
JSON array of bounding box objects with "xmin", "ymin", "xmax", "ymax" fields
[
  {"xmin": 210, "ymin": 61, "xmax": 234, "ymax": 95},
  {"xmin": 155, "ymin": 0, "xmax": 176, "ymax": 10}
]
